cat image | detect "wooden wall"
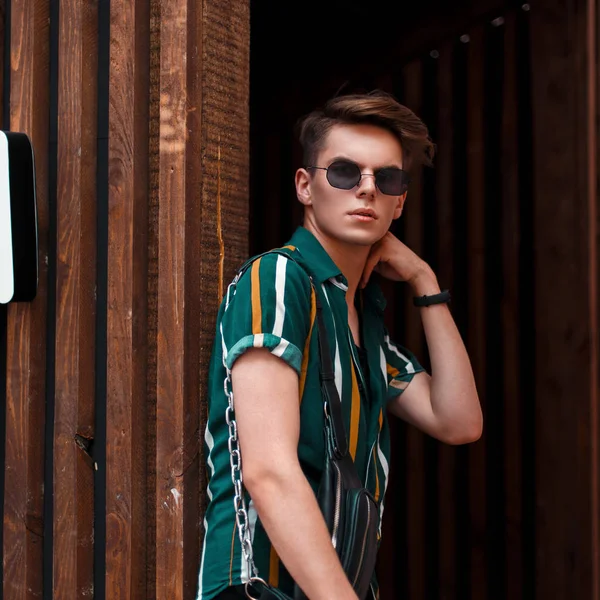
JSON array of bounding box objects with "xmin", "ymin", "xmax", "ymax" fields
[
  {"xmin": 0, "ymin": 0, "xmax": 249, "ymax": 598},
  {"xmin": 0, "ymin": 0, "xmax": 598, "ymax": 599},
  {"xmin": 250, "ymin": 1, "xmax": 599, "ymax": 599}
]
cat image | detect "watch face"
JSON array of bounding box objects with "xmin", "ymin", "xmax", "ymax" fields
[{"xmin": 0, "ymin": 131, "xmax": 38, "ymax": 304}]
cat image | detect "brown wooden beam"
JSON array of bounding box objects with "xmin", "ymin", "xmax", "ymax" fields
[
  {"xmin": 106, "ymin": 0, "xmax": 150, "ymax": 598},
  {"xmin": 3, "ymin": 2, "xmax": 49, "ymax": 598},
  {"xmin": 53, "ymin": 0, "xmax": 98, "ymax": 595}
]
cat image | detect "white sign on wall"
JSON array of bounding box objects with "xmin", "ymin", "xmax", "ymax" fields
[{"xmin": 0, "ymin": 131, "xmax": 38, "ymax": 304}]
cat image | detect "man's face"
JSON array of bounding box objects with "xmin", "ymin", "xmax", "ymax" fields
[{"xmin": 296, "ymin": 123, "xmax": 407, "ymax": 247}]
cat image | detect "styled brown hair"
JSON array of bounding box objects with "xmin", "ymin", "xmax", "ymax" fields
[{"xmin": 296, "ymin": 90, "xmax": 435, "ymax": 172}]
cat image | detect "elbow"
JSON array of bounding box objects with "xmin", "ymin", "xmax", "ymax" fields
[
  {"xmin": 439, "ymin": 416, "xmax": 483, "ymax": 446},
  {"xmin": 444, "ymin": 426, "xmax": 482, "ymax": 445}
]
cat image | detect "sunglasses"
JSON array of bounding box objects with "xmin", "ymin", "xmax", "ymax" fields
[{"xmin": 306, "ymin": 159, "xmax": 410, "ymax": 196}]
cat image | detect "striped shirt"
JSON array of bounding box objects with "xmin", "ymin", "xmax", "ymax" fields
[{"xmin": 197, "ymin": 226, "xmax": 423, "ymax": 599}]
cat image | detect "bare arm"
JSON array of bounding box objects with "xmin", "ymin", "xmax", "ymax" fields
[
  {"xmin": 360, "ymin": 232, "xmax": 482, "ymax": 445},
  {"xmin": 232, "ymin": 348, "xmax": 358, "ymax": 600},
  {"xmin": 388, "ymin": 268, "xmax": 483, "ymax": 444}
]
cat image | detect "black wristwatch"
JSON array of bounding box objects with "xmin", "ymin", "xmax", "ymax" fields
[{"xmin": 413, "ymin": 289, "xmax": 451, "ymax": 307}]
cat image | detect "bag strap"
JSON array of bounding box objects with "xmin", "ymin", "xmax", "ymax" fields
[
  {"xmin": 235, "ymin": 249, "xmax": 349, "ymax": 457},
  {"xmin": 312, "ymin": 287, "xmax": 348, "ymax": 457}
]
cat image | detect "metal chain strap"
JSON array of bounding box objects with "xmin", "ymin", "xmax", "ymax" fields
[{"xmin": 223, "ymin": 276, "xmax": 259, "ymax": 582}]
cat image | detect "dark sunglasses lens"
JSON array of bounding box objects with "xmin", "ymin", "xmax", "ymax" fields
[
  {"xmin": 376, "ymin": 168, "xmax": 410, "ymax": 195},
  {"xmin": 326, "ymin": 161, "xmax": 361, "ymax": 190}
]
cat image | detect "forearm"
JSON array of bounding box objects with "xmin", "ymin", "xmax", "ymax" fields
[
  {"xmin": 246, "ymin": 466, "xmax": 358, "ymax": 600},
  {"xmin": 411, "ymin": 269, "xmax": 482, "ymax": 437}
]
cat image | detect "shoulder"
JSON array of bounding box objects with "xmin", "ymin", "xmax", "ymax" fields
[{"xmin": 237, "ymin": 247, "xmax": 312, "ymax": 289}]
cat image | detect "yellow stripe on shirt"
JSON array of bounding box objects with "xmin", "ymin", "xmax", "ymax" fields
[
  {"xmin": 269, "ymin": 545, "xmax": 280, "ymax": 587},
  {"xmin": 299, "ymin": 287, "xmax": 317, "ymax": 403},
  {"xmin": 373, "ymin": 408, "xmax": 384, "ymax": 502},
  {"xmin": 386, "ymin": 363, "xmax": 400, "ymax": 378},
  {"xmin": 373, "ymin": 444, "xmax": 380, "ymax": 502},
  {"xmin": 228, "ymin": 521, "xmax": 237, "ymax": 585},
  {"xmin": 349, "ymin": 361, "xmax": 360, "ymax": 460},
  {"xmin": 251, "ymin": 258, "xmax": 262, "ymax": 334}
]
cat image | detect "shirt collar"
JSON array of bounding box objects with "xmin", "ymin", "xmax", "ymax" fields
[
  {"xmin": 287, "ymin": 227, "xmax": 343, "ymax": 283},
  {"xmin": 287, "ymin": 226, "xmax": 388, "ymax": 311}
]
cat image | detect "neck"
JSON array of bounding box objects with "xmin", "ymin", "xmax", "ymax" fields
[{"xmin": 303, "ymin": 221, "xmax": 370, "ymax": 305}]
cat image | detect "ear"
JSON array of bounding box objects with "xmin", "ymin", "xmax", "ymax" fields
[
  {"xmin": 295, "ymin": 168, "xmax": 313, "ymax": 206},
  {"xmin": 392, "ymin": 192, "xmax": 407, "ymax": 219}
]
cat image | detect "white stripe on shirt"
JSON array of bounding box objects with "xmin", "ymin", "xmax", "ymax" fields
[
  {"xmin": 197, "ymin": 425, "xmax": 216, "ymax": 598},
  {"xmin": 379, "ymin": 346, "xmax": 387, "ymax": 383},
  {"xmin": 384, "ymin": 334, "xmax": 415, "ymax": 374},
  {"xmin": 273, "ymin": 255, "xmax": 287, "ymax": 337},
  {"xmin": 377, "ymin": 436, "xmax": 389, "ymax": 535},
  {"xmin": 272, "ymin": 339, "xmax": 289, "ymax": 358}
]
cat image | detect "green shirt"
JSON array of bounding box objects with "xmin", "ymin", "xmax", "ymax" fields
[{"xmin": 197, "ymin": 226, "xmax": 423, "ymax": 599}]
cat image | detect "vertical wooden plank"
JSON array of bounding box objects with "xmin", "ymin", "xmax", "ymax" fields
[
  {"xmin": 182, "ymin": 0, "xmax": 202, "ymax": 595},
  {"xmin": 402, "ymin": 59, "xmax": 427, "ymax": 600},
  {"xmin": 466, "ymin": 25, "xmax": 487, "ymax": 600},
  {"xmin": 3, "ymin": 1, "xmax": 49, "ymax": 598},
  {"xmin": 106, "ymin": 0, "xmax": 150, "ymax": 597},
  {"xmin": 435, "ymin": 41, "xmax": 457, "ymax": 600},
  {"xmin": 530, "ymin": 0, "xmax": 598, "ymax": 597},
  {"xmin": 501, "ymin": 12, "xmax": 523, "ymax": 600},
  {"xmin": 147, "ymin": 2, "xmax": 161, "ymax": 596},
  {"xmin": 155, "ymin": 0, "xmax": 187, "ymax": 595},
  {"xmin": 590, "ymin": 2, "xmax": 599, "ymax": 597},
  {"xmin": 131, "ymin": 2, "xmax": 151, "ymax": 597},
  {"xmin": 53, "ymin": 0, "xmax": 97, "ymax": 595},
  {"xmin": 196, "ymin": 0, "xmax": 250, "ymax": 595}
]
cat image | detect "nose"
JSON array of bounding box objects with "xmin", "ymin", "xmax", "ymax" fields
[{"xmin": 356, "ymin": 172, "xmax": 377, "ymax": 198}]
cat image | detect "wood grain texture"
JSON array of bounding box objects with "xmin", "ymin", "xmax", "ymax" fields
[
  {"xmin": 402, "ymin": 59, "xmax": 427, "ymax": 600},
  {"xmin": 501, "ymin": 13, "xmax": 523, "ymax": 600},
  {"xmin": 196, "ymin": 0, "xmax": 250, "ymax": 596},
  {"xmin": 3, "ymin": 1, "xmax": 49, "ymax": 598},
  {"xmin": 529, "ymin": 0, "xmax": 598, "ymax": 597},
  {"xmin": 53, "ymin": 0, "xmax": 97, "ymax": 596},
  {"xmin": 146, "ymin": 2, "xmax": 162, "ymax": 597},
  {"xmin": 182, "ymin": 0, "xmax": 202, "ymax": 595},
  {"xmin": 155, "ymin": 0, "xmax": 188, "ymax": 595},
  {"xmin": 106, "ymin": 0, "xmax": 150, "ymax": 598}
]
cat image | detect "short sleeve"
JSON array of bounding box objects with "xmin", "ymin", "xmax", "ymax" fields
[
  {"xmin": 381, "ymin": 329, "xmax": 425, "ymax": 400},
  {"xmin": 221, "ymin": 253, "xmax": 312, "ymax": 375}
]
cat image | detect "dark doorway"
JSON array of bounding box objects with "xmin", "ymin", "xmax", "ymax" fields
[{"xmin": 249, "ymin": 1, "xmax": 597, "ymax": 599}]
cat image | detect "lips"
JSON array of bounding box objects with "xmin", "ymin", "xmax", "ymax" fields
[{"xmin": 348, "ymin": 208, "xmax": 378, "ymax": 219}]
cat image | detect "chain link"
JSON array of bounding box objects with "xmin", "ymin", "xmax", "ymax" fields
[{"xmin": 224, "ymin": 362, "xmax": 258, "ymax": 579}]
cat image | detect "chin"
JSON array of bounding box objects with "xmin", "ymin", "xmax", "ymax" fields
[{"xmin": 333, "ymin": 227, "xmax": 384, "ymax": 247}]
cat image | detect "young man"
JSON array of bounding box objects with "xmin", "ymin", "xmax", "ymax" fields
[{"xmin": 197, "ymin": 91, "xmax": 483, "ymax": 600}]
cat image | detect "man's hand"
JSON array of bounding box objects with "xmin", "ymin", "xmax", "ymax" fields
[{"xmin": 360, "ymin": 231, "xmax": 434, "ymax": 291}]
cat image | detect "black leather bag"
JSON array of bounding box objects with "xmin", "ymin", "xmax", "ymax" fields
[{"xmin": 236, "ymin": 253, "xmax": 379, "ymax": 600}]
